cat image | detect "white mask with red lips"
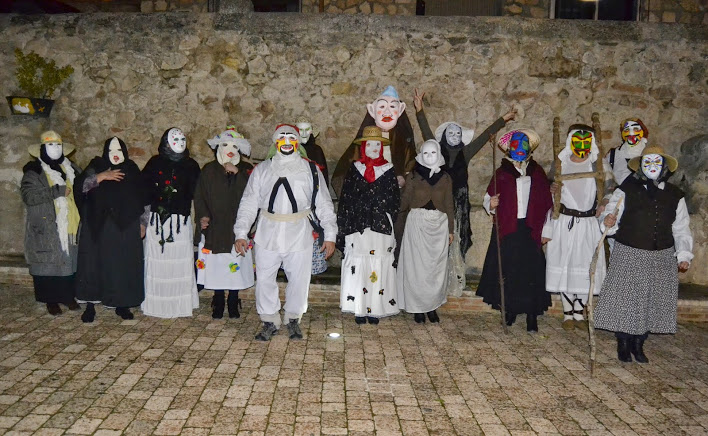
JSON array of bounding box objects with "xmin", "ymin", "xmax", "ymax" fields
[
  {"xmin": 108, "ymin": 137, "xmax": 125, "ymax": 165},
  {"xmin": 641, "ymin": 153, "xmax": 663, "ymax": 180},
  {"xmin": 167, "ymin": 128, "xmax": 187, "ymax": 154}
]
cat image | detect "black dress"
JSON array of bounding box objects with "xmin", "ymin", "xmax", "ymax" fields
[{"xmin": 74, "ymin": 139, "xmax": 146, "ymax": 308}]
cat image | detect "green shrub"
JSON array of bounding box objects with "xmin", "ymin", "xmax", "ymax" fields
[{"xmin": 15, "ymin": 48, "xmax": 74, "ymax": 99}]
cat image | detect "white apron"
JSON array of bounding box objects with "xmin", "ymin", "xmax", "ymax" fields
[{"xmin": 196, "ymin": 235, "xmax": 255, "ymax": 291}]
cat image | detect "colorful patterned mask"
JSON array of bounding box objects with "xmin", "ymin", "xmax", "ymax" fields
[
  {"xmin": 509, "ymin": 131, "xmax": 530, "ymax": 162},
  {"xmin": 622, "ymin": 120, "xmax": 644, "ymax": 146},
  {"xmin": 167, "ymin": 128, "xmax": 186, "ymax": 153},
  {"xmin": 641, "ymin": 153, "xmax": 663, "ymax": 180},
  {"xmin": 273, "ymin": 124, "xmax": 300, "ymax": 156},
  {"xmin": 570, "ymin": 130, "xmax": 593, "ymax": 159}
]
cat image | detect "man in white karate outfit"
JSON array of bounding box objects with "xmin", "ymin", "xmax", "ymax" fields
[{"xmin": 234, "ymin": 124, "xmax": 337, "ymax": 341}]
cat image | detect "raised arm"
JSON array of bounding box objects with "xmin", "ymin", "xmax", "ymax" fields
[
  {"xmin": 413, "ymin": 89, "xmax": 435, "ymax": 141},
  {"xmin": 462, "ymin": 107, "xmax": 517, "ymax": 164}
]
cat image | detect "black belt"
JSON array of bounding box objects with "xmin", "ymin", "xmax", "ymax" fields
[{"xmin": 560, "ymin": 200, "xmax": 597, "ymax": 230}]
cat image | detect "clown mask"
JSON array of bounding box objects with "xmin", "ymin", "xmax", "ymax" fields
[
  {"xmin": 167, "ymin": 128, "xmax": 187, "ymax": 153},
  {"xmin": 296, "ymin": 122, "xmax": 313, "ymax": 144},
  {"xmin": 367, "ymin": 87, "xmax": 406, "ymax": 132},
  {"xmin": 364, "ymin": 140, "xmax": 382, "ymax": 159},
  {"xmin": 509, "ymin": 132, "xmax": 530, "ymax": 162},
  {"xmin": 217, "ymin": 142, "xmax": 241, "ymax": 166},
  {"xmin": 570, "ymin": 130, "xmax": 593, "ymax": 160},
  {"xmin": 641, "ymin": 153, "xmax": 663, "ymax": 180},
  {"xmin": 108, "ymin": 137, "xmax": 125, "ymax": 165},
  {"xmin": 445, "ymin": 124, "xmax": 463, "ymax": 147},
  {"xmin": 45, "ymin": 141, "xmax": 63, "ymax": 160},
  {"xmin": 622, "ymin": 121, "xmax": 644, "ymax": 146},
  {"xmin": 274, "ymin": 126, "xmax": 299, "ymax": 156}
]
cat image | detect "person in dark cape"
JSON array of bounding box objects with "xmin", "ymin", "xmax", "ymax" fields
[
  {"xmin": 74, "ymin": 137, "xmax": 147, "ymax": 322},
  {"xmin": 412, "ymin": 88, "xmax": 517, "ymax": 295},
  {"xmin": 141, "ymin": 127, "xmax": 201, "ymax": 318},
  {"xmin": 20, "ymin": 131, "xmax": 82, "ymax": 315},
  {"xmin": 477, "ymin": 129, "xmax": 553, "ymax": 332},
  {"xmin": 296, "ymin": 121, "xmax": 329, "ymax": 185},
  {"xmin": 331, "ymin": 86, "xmax": 416, "ymax": 197}
]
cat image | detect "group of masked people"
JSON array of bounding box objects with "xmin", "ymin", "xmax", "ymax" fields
[{"xmin": 21, "ymin": 86, "xmax": 693, "ymax": 362}]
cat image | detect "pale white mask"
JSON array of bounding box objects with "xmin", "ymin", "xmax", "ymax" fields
[
  {"xmin": 641, "ymin": 153, "xmax": 663, "ymax": 180},
  {"xmin": 45, "ymin": 142, "xmax": 63, "ymax": 160},
  {"xmin": 421, "ymin": 143, "xmax": 439, "ymax": 166},
  {"xmin": 167, "ymin": 128, "xmax": 187, "ymax": 153},
  {"xmin": 445, "ymin": 124, "xmax": 463, "ymax": 146},
  {"xmin": 217, "ymin": 142, "xmax": 241, "ymax": 166},
  {"xmin": 415, "ymin": 139, "xmax": 445, "ymax": 178},
  {"xmin": 367, "ymin": 96, "xmax": 405, "ymax": 132},
  {"xmin": 108, "ymin": 137, "xmax": 125, "ymax": 165},
  {"xmin": 365, "ymin": 140, "xmax": 382, "ymax": 159},
  {"xmin": 296, "ymin": 122, "xmax": 313, "ymax": 144}
]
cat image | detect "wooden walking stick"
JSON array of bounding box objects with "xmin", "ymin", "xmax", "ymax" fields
[
  {"xmin": 552, "ymin": 117, "xmax": 562, "ymax": 219},
  {"xmin": 587, "ymin": 197, "xmax": 623, "ymax": 376},
  {"xmin": 490, "ymin": 134, "xmax": 508, "ymax": 334}
]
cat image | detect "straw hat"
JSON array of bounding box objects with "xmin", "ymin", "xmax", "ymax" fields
[
  {"xmin": 496, "ymin": 128, "xmax": 540, "ymax": 152},
  {"xmin": 352, "ymin": 126, "xmax": 391, "ymax": 145},
  {"xmin": 28, "ymin": 130, "xmax": 75, "ymax": 158},
  {"xmin": 628, "ymin": 145, "xmax": 678, "ymax": 172}
]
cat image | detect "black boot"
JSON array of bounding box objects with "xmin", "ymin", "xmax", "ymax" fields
[
  {"xmin": 115, "ymin": 307, "xmax": 134, "ymax": 320},
  {"xmin": 427, "ymin": 310, "xmax": 440, "ymax": 323},
  {"xmin": 617, "ymin": 337, "xmax": 632, "ymax": 362},
  {"xmin": 227, "ymin": 291, "xmax": 241, "ymax": 319},
  {"xmin": 355, "ymin": 316, "xmax": 367, "ymax": 324},
  {"xmin": 414, "ymin": 313, "xmax": 426, "ymax": 324},
  {"xmin": 47, "ymin": 303, "xmax": 62, "ymax": 315},
  {"xmin": 367, "ymin": 317, "xmax": 379, "ymax": 325},
  {"xmin": 505, "ymin": 312, "xmax": 516, "ymax": 326},
  {"xmin": 66, "ymin": 300, "xmax": 80, "ymax": 311},
  {"xmin": 526, "ymin": 314, "xmax": 538, "ymax": 332},
  {"xmin": 211, "ymin": 291, "xmax": 225, "ymax": 319},
  {"xmin": 630, "ymin": 335, "xmax": 649, "ymax": 363},
  {"xmin": 81, "ymin": 303, "xmax": 95, "ymax": 323}
]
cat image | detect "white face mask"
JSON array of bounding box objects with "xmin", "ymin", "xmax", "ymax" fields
[
  {"xmin": 421, "ymin": 143, "xmax": 439, "ymax": 166},
  {"xmin": 108, "ymin": 138, "xmax": 125, "ymax": 165},
  {"xmin": 367, "ymin": 97, "xmax": 405, "ymax": 132},
  {"xmin": 217, "ymin": 142, "xmax": 241, "ymax": 166},
  {"xmin": 296, "ymin": 122, "xmax": 313, "ymax": 144},
  {"xmin": 641, "ymin": 153, "xmax": 663, "ymax": 180},
  {"xmin": 45, "ymin": 142, "xmax": 63, "ymax": 160},
  {"xmin": 167, "ymin": 128, "xmax": 187, "ymax": 153},
  {"xmin": 365, "ymin": 140, "xmax": 382, "ymax": 160},
  {"xmin": 445, "ymin": 124, "xmax": 463, "ymax": 146}
]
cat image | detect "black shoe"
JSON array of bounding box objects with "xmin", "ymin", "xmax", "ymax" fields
[
  {"xmin": 81, "ymin": 303, "xmax": 95, "ymax": 323},
  {"xmin": 630, "ymin": 336, "xmax": 649, "ymax": 363},
  {"xmin": 255, "ymin": 322, "xmax": 278, "ymax": 341},
  {"xmin": 505, "ymin": 312, "xmax": 516, "ymax": 326},
  {"xmin": 526, "ymin": 314, "xmax": 538, "ymax": 332},
  {"xmin": 427, "ymin": 310, "xmax": 440, "ymax": 323},
  {"xmin": 211, "ymin": 292, "xmax": 225, "ymax": 319},
  {"xmin": 414, "ymin": 313, "xmax": 426, "ymax": 324},
  {"xmin": 367, "ymin": 317, "xmax": 379, "ymax": 325},
  {"xmin": 355, "ymin": 317, "xmax": 367, "ymax": 325},
  {"xmin": 617, "ymin": 337, "xmax": 632, "ymax": 362},
  {"xmin": 115, "ymin": 307, "xmax": 134, "ymax": 320},
  {"xmin": 47, "ymin": 303, "xmax": 62, "ymax": 315},
  {"xmin": 287, "ymin": 319, "xmax": 303, "ymax": 340},
  {"xmin": 227, "ymin": 292, "xmax": 241, "ymax": 319},
  {"xmin": 66, "ymin": 300, "xmax": 80, "ymax": 311}
]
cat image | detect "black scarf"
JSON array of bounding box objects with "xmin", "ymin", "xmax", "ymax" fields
[
  {"xmin": 79, "ymin": 138, "xmax": 145, "ymax": 237},
  {"xmin": 159, "ymin": 127, "xmax": 190, "ymax": 162},
  {"xmin": 39, "ymin": 144, "xmax": 66, "ymax": 180},
  {"xmin": 414, "ymin": 162, "xmax": 445, "ymax": 186}
]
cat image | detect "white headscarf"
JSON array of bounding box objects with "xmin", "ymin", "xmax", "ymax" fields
[
  {"xmin": 415, "ymin": 139, "xmax": 446, "ymax": 178},
  {"xmin": 560, "ymin": 127, "xmax": 599, "ymax": 164}
]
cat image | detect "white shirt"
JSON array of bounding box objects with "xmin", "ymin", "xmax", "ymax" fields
[
  {"xmin": 354, "ymin": 161, "xmax": 393, "ymax": 180},
  {"xmin": 542, "ymin": 157, "xmax": 597, "ymax": 239},
  {"xmin": 483, "ymin": 164, "xmax": 531, "ymax": 219},
  {"xmin": 599, "ymin": 183, "xmax": 693, "ymax": 264},
  {"xmin": 234, "ymin": 158, "xmax": 337, "ymax": 253},
  {"xmin": 604, "ymin": 140, "xmax": 646, "ymax": 186}
]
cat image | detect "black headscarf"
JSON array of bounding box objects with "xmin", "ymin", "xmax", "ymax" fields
[
  {"xmin": 159, "ymin": 127, "xmax": 190, "ymax": 162},
  {"xmin": 77, "ymin": 137, "xmax": 146, "ymax": 236},
  {"xmin": 39, "ymin": 144, "xmax": 66, "ymax": 179}
]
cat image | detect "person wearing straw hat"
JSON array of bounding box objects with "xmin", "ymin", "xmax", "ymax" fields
[
  {"xmin": 596, "ymin": 146, "xmax": 692, "ymax": 364},
  {"xmin": 476, "ymin": 129, "xmax": 553, "ymax": 332},
  {"xmin": 20, "ymin": 130, "xmax": 82, "ymax": 315},
  {"xmin": 337, "ymin": 126, "xmax": 400, "ymax": 324}
]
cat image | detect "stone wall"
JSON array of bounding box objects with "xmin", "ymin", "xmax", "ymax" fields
[
  {"xmin": 504, "ymin": 0, "xmax": 551, "ymax": 18},
  {"xmin": 1, "ymin": 13, "xmax": 706, "ymax": 284},
  {"xmin": 301, "ymin": 0, "xmax": 415, "ymax": 15},
  {"xmin": 640, "ymin": 0, "xmax": 708, "ymax": 24}
]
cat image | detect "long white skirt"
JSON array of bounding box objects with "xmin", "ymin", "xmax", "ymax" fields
[
  {"xmin": 545, "ymin": 215, "xmax": 605, "ymax": 295},
  {"xmin": 397, "ymin": 209, "xmax": 449, "ymax": 313},
  {"xmin": 142, "ymin": 214, "xmax": 199, "ymax": 318},
  {"xmin": 196, "ymin": 235, "xmax": 255, "ymax": 291},
  {"xmin": 340, "ymin": 228, "xmax": 399, "ymax": 318}
]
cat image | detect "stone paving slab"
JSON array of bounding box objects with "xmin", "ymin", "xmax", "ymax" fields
[{"xmin": 0, "ymin": 285, "xmax": 706, "ymax": 435}]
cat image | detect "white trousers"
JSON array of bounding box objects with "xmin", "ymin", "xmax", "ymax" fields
[{"xmin": 254, "ymin": 243, "xmax": 313, "ymax": 328}]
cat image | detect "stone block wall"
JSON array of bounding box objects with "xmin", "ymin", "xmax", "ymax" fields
[
  {"xmin": 301, "ymin": 0, "xmax": 415, "ymax": 15},
  {"xmin": 504, "ymin": 0, "xmax": 551, "ymax": 18},
  {"xmin": 0, "ymin": 13, "xmax": 706, "ymax": 285},
  {"xmin": 640, "ymin": 0, "xmax": 708, "ymax": 24},
  {"xmin": 139, "ymin": 0, "xmax": 209, "ymax": 13}
]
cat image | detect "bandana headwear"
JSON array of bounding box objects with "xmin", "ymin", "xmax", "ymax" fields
[
  {"xmin": 561, "ymin": 124, "xmax": 599, "ymax": 163},
  {"xmin": 620, "ymin": 118, "xmax": 649, "ymax": 147},
  {"xmin": 415, "ymin": 139, "xmax": 445, "ymax": 178},
  {"xmin": 355, "ymin": 126, "xmax": 390, "ymax": 183},
  {"xmin": 497, "ymin": 128, "xmax": 540, "ymax": 162},
  {"xmin": 434, "ymin": 122, "xmax": 475, "ymax": 149}
]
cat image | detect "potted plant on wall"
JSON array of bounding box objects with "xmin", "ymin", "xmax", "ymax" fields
[{"xmin": 6, "ymin": 48, "xmax": 74, "ymax": 117}]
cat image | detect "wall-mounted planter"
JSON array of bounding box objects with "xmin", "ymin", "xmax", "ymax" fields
[{"xmin": 6, "ymin": 96, "xmax": 54, "ymax": 117}]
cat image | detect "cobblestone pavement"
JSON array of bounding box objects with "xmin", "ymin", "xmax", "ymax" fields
[{"xmin": 0, "ymin": 286, "xmax": 707, "ymax": 436}]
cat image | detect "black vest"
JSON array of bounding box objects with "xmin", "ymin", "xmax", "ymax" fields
[{"xmin": 614, "ymin": 177, "xmax": 684, "ymax": 251}]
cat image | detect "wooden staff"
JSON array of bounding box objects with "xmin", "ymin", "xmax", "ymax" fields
[
  {"xmin": 490, "ymin": 134, "xmax": 508, "ymax": 334},
  {"xmin": 591, "ymin": 112, "xmax": 606, "ymax": 203},
  {"xmin": 587, "ymin": 197, "xmax": 623, "ymax": 376},
  {"xmin": 552, "ymin": 117, "xmax": 562, "ymax": 219}
]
